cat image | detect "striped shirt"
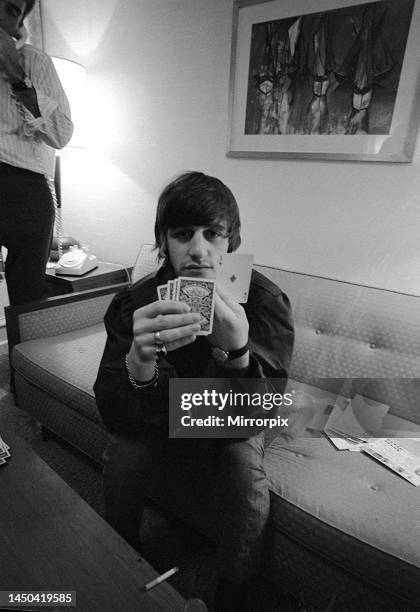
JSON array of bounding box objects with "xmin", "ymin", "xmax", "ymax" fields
[{"xmin": 0, "ymin": 44, "xmax": 73, "ymax": 178}]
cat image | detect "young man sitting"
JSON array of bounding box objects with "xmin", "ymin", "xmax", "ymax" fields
[{"xmin": 94, "ymin": 171, "xmax": 294, "ymax": 610}]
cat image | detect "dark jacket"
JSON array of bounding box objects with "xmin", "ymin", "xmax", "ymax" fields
[{"xmin": 94, "ymin": 265, "xmax": 294, "ymax": 437}]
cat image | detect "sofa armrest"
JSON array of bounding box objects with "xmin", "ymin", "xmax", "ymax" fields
[{"xmin": 5, "ymin": 283, "xmax": 126, "ymax": 351}]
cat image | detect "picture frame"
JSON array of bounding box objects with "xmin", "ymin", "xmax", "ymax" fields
[{"xmin": 227, "ymin": 0, "xmax": 420, "ymax": 162}]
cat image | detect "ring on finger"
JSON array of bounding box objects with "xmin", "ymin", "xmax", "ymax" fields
[
  {"xmin": 154, "ymin": 330, "xmax": 163, "ymax": 346},
  {"xmin": 156, "ymin": 344, "xmax": 167, "ymax": 359}
]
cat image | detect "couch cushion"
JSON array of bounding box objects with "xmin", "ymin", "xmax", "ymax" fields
[
  {"xmin": 264, "ymin": 435, "xmax": 420, "ymax": 603},
  {"xmin": 12, "ymin": 324, "xmax": 106, "ymax": 424}
]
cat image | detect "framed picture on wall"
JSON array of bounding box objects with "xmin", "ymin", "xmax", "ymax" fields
[{"xmin": 227, "ymin": 0, "xmax": 420, "ymax": 162}]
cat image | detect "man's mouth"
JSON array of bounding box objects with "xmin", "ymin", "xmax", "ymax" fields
[
  {"xmin": 182, "ymin": 264, "xmax": 214, "ymax": 276},
  {"xmin": 183, "ymin": 264, "xmax": 212, "ymax": 270}
]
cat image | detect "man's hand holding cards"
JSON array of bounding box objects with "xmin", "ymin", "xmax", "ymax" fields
[
  {"xmin": 157, "ymin": 277, "xmax": 216, "ymax": 335},
  {"xmin": 156, "ymin": 253, "xmax": 253, "ymax": 336}
]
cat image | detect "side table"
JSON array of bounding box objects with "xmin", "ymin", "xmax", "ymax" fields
[{"xmin": 45, "ymin": 262, "xmax": 131, "ymax": 296}]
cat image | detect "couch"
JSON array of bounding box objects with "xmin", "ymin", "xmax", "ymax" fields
[{"xmin": 6, "ymin": 264, "xmax": 420, "ymax": 611}]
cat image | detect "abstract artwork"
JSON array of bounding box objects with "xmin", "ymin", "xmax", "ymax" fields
[
  {"xmin": 245, "ymin": 1, "xmax": 413, "ymax": 136},
  {"xmin": 228, "ymin": 0, "xmax": 420, "ymax": 161}
]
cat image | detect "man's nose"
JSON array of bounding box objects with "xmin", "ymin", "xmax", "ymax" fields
[{"xmin": 188, "ymin": 233, "xmax": 208, "ymax": 258}]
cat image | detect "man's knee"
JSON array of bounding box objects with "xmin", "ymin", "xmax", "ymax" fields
[
  {"xmin": 102, "ymin": 437, "xmax": 155, "ymax": 478},
  {"xmin": 219, "ymin": 435, "xmax": 265, "ymax": 470}
]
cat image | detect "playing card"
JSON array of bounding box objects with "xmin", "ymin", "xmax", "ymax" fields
[
  {"xmin": 157, "ymin": 284, "xmax": 169, "ymax": 300},
  {"xmin": 175, "ymin": 277, "xmax": 216, "ymax": 335},
  {"xmin": 168, "ymin": 280, "xmax": 176, "ymax": 300},
  {"xmin": 216, "ymin": 253, "xmax": 253, "ymax": 303}
]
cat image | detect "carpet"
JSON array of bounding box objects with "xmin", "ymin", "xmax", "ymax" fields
[{"xmin": 0, "ymin": 340, "xmax": 308, "ymax": 611}]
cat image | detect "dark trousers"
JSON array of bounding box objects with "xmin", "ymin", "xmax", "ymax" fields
[
  {"xmin": 103, "ymin": 432, "xmax": 270, "ymax": 583},
  {"xmin": 0, "ymin": 163, "xmax": 54, "ymax": 306}
]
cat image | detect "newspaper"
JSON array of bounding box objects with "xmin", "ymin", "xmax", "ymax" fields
[
  {"xmin": 362, "ymin": 439, "xmax": 420, "ymax": 487},
  {"xmin": 322, "ymin": 394, "xmax": 420, "ymax": 485},
  {"xmin": 324, "ymin": 394, "xmax": 388, "ymax": 451}
]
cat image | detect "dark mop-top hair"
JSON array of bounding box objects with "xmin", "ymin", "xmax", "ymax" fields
[{"xmin": 154, "ymin": 171, "xmax": 241, "ymax": 259}]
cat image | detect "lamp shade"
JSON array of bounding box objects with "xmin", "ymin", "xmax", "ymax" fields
[{"xmin": 52, "ymin": 57, "xmax": 87, "ymax": 148}]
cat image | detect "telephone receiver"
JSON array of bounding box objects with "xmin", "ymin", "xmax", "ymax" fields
[
  {"xmin": 55, "ymin": 246, "xmax": 98, "ymax": 276},
  {"xmin": 14, "ymin": 24, "xmax": 28, "ymax": 50}
]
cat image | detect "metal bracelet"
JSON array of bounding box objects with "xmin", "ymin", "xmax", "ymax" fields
[{"xmin": 125, "ymin": 354, "xmax": 159, "ymax": 390}]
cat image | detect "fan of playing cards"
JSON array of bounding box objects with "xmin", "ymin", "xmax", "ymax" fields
[
  {"xmin": 157, "ymin": 253, "xmax": 254, "ymax": 335},
  {"xmin": 157, "ymin": 277, "xmax": 216, "ymax": 334},
  {"xmin": 0, "ymin": 434, "xmax": 11, "ymax": 466}
]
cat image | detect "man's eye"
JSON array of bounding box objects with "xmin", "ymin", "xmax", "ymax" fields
[
  {"xmin": 205, "ymin": 230, "xmax": 225, "ymax": 240},
  {"xmin": 174, "ymin": 230, "xmax": 192, "ymax": 241}
]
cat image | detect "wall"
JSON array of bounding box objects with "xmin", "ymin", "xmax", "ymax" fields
[{"xmin": 40, "ymin": 0, "xmax": 420, "ymax": 295}]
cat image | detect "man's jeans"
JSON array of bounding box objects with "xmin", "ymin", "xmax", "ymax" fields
[{"xmin": 103, "ymin": 432, "xmax": 270, "ymax": 583}]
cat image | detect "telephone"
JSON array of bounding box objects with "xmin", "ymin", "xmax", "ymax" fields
[
  {"xmin": 14, "ymin": 24, "xmax": 28, "ymax": 50},
  {"xmin": 55, "ymin": 246, "xmax": 98, "ymax": 276}
]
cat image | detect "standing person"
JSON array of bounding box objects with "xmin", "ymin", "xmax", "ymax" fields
[
  {"xmin": 0, "ymin": 0, "xmax": 73, "ymax": 305},
  {"xmin": 94, "ymin": 171, "xmax": 294, "ymax": 610}
]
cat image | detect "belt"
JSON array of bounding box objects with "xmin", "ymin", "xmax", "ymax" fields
[{"xmin": 0, "ymin": 162, "xmax": 41, "ymax": 177}]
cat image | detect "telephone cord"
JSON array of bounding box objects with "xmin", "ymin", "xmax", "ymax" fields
[{"xmin": 46, "ymin": 174, "xmax": 63, "ymax": 260}]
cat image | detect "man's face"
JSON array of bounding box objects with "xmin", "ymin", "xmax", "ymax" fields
[
  {"xmin": 0, "ymin": 0, "xmax": 26, "ymax": 38},
  {"xmin": 166, "ymin": 223, "xmax": 229, "ymax": 279}
]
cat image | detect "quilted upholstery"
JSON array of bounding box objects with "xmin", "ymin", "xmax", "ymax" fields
[
  {"xmin": 264, "ymin": 436, "xmax": 419, "ymax": 598},
  {"xmin": 14, "ymin": 373, "xmax": 110, "ymax": 462},
  {"xmin": 259, "ymin": 266, "xmax": 420, "ymax": 424},
  {"xmin": 12, "ymin": 324, "xmax": 106, "ymax": 423},
  {"xmin": 18, "ymin": 294, "xmax": 115, "ymax": 342}
]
